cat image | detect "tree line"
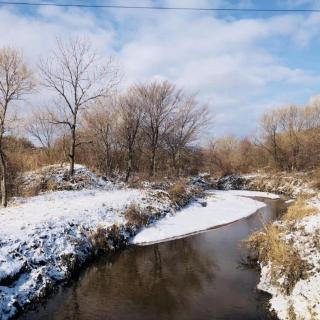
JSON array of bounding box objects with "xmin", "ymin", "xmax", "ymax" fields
[
  {"xmin": 2, "ymin": 37, "xmax": 320, "ymax": 207},
  {"xmin": 207, "ymin": 103, "xmax": 320, "ymax": 175},
  {"xmin": 0, "ymin": 38, "xmax": 209, "ymax": 206}
]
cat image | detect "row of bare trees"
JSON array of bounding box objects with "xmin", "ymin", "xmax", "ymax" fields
[
  {"xmin": 207, "ymin": 103, "xmax": 320, "ymax": 175},
  {"xmin": 4, "ymin": 37, "xmax": 320, "ymax": 207},
  {"xmin": 0, "ymin": 38, "xmax": 210, "ymax": 206}
]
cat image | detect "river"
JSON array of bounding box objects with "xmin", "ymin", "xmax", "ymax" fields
[{"xmin": 21, "ymin": 195, "xmax": 283, "ymax": 320}]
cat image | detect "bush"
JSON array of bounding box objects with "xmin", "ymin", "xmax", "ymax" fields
[
  {"xmin": 89, "ymin": 225, "xmax": 128, "ymax": 255},
  {"xmin": 246, "ymin": 224, "xmax": 311, "ymax": 294},
  {"xmin": 168, "ymin": 181, "xmax": 191, "ymax": 207},
  {"xmin": 124, "ymin": 203, "xmax": 149, "ymax": 227}
]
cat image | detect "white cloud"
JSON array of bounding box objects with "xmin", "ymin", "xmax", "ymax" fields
[{"xmin": 0, "ymin": 2, "xmax": 319, "ymax": 136}]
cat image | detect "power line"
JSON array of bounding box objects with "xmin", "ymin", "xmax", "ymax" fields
[{"xmin": 0, "ymin": 1, "xmax": 319, "ymax": 13}]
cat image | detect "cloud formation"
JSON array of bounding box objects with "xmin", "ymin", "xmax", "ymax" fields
[{"xmin": 0, "ymin": 0, "xmax": 319, "ymax": 136}]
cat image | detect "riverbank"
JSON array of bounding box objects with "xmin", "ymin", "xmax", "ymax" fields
[
  {"xmin": 0, "ymin": 164, "xmax": 218, "ymax": 319},
  {"xmin": 0, "ymin": 165, "xmax": 175, "ymax": 319},
  {"xmin": 218, "ymin": 173, "xmax": 320, "ymax": 320},
  {"xmin": 20, "ymin": 196, "xmax": 284, "ymax": 320},
  {"xmin": 0, "ymin": 164, "xmax": 283, "ymax": 319}
]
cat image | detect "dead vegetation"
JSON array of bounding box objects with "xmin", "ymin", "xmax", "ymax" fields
[
  {"xmin": 311, "ymin": 169, "xmax": 320, "ymax": 190},
  {"xmin": 89, "ymin": 224, "xmax": 130, "ymax": 255},
  {"xmin": 124, "ymin": 203, "xmax": 150, "ymax": 227},
  {"xmin": 246, "ymin": 223, "xmax": 311, "ymax": 294},
  {"xmin": 246, "ymin": 197, "xmax": 317, "ymax": 296},
  {"xmin": 168, "ymin": 181, "xmax": 192, "ymax": 207},
  {"xmin": 283, "ymin": 197, "xmax": 316, "ymax": 221}
]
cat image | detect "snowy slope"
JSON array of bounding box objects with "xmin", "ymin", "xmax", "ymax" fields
[
  {"xmin": 0, "ymin": 187, "xmax": 170, "ymax": 319},
  {"xmin": 0, "ymin": 179, "xmax": 280, "ymax": 319},
  {"xmin": 258, "ymin": 211, "xmax": 320, "ymax": 320},
  {"xmin": 132, "ymin": 190, "xmax": 279, "ymax": 245}
]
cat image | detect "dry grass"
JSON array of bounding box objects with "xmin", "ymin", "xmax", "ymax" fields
[
  {"xmin": 283, "ymin": 197, "xmax": 316, "ymax": 221},
  {"xmin": 311, "ymin": 169, "xmax": 320, "ymax": 190},
  {"xmin": 89, "ymin": 227, "xmax": 108, "ymax": 254},
  {"xmin": 168, "ymin": 181, "xmax": 191, "ymax": 207},
  {"xmin": 20, "ymin": 183, "xmax": 42, "ymax": 197},
  {"xmin": 124, "ymin": 203, "xmax": 149, "ymax": 227},
  {"xmin": 288, "ymin": 304, "xmax": 297, "ymax": 320},
  {"xmin": 246, "ymin": 223, "xmax": 311, "ymax": 294}
]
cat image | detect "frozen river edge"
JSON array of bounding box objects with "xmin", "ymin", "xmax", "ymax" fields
[{"xmin": 0, "ymin": 188, "xmax": 279, "ymax": 319}]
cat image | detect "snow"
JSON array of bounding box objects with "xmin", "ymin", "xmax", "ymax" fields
[
  {"xmin": 1, "ymin": 189, "xmax": 141, "ymax": 237},
  {"xmin": 0, "ymin": 187, "xmax": 167, "ymax": 319},
  {"xmin": 132, "ymin": 190, "xmax": 279, "ymax": 245},
  {"xmin": 0, "ymin": 182, "xmax": 280, "ymax": 318},
  {"xmin": 257, "ymin": 209, "xmax": 320, "ymax": 320},
  {"xmin": 19, "ymin": 163, "xmax": 119, "ymax": 193}
]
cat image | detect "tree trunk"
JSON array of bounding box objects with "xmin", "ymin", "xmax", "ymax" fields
[
  {"xmin": 149, "ymin": 147, "xmax": 156, "ymax": 177},
  {"xmin": 125, "ymin": 151, "xmax": 133, "ymax": 182},
  {"xmin": 69, "ymin": 125, "xmax": 76, "ymax": 176},
  {"xmin": 0, "ymin": 149, "xmax": 7, "ymax": 207}
]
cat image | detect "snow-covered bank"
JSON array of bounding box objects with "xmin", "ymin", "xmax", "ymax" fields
[
  {"xmin": 0, "ymin": 186, "xmax": 172, "ymax": 319},
  {"xmin": 230, "ymin": 170, "xmax": 320, "ymax": 320},
  {"xmin": 132, "ymin": 190, "xmax": 279, "ymax": 245},
  {"xmin": 251, "ymin": 201, "xmax": 320, "ymax": 320},
  {"xmin": 0, "ymin": 164, "xmax": 216, "ymax": 319},
  {"xmin": 217, "ymin": 172, "xmax": 315, "ymax": 197}
]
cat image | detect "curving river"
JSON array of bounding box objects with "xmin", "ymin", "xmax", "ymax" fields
[{"xmin": 21, "ymin": 195, "xmax": 283, "ymax": 320}]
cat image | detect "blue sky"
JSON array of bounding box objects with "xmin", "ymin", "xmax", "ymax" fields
[{"xmin": 1, "ymin": 0, "xmax": 320, "ymax": 138}]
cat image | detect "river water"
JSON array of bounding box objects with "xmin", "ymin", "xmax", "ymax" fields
[{"xmin": 21, "ymin": 196, "xmax": 283, "ymax": 320}]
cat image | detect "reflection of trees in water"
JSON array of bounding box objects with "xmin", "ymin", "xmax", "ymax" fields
[
  {"xmin": 59, "ymin": 237, "xmax": 217, "ymax": 319},
  {"xmin": 23, "ymin": 202, "xmax": 285, "ymax": 320}
]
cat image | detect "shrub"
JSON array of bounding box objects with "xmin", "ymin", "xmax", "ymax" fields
[
  {"xmin": 89, "ymin": 227, "xmax": 108, "ymax": 254},
  {"xmin": 89, "ymin": 225, "xmax": 129, "ymax": 255},
  {"xmin": 168, "ymin": 181, "xmax": 191, "ymax": 207},
  {"xmin": 246, "ymin": 224, "xmax": 311, "ymax": 294},
  {"xmin": 124, "ymin": 203, "xmax": 149, "ymax": 227}
]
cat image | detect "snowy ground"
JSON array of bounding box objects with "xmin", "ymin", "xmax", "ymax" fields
[
  {"xmin": 0, "ymin": 173, "xmax": 280, "ymax": 320},
  {"xmin": 0, "ymin": 186, "xmax": 171, "ymax": 319},
  {"xmin": 132, "ymin": 190, "xmax": 279, "ymax": 245},
  {"xmin": 219, "ymin": 172, "xmax": 320, "ymax": 320},
  {"xmin": 257, "ymin": 201, "xmax": 320, "ymax": 320}
]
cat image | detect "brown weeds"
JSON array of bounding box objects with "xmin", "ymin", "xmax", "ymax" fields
[
  {"xmin": 246, "ymin": 223, "xmax": 311, "ymax": 294},
  {"xmin": 124, "ymin": 203, "xmax": 149, "ymax": 227},
  {"xmin": 168, "ymin": 181, "xmax": 191, "ymax": 207}
]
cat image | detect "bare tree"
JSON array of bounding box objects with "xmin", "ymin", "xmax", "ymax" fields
[
  {"xmin": 256, "ymin": 109, "xmax": 285, "ymax": 169},
  {"xmin": 0, "ymin": 48, "xmax": 34, "ymax": 206},
  {"xmin": 82, "ymin": 99, "xmax": 117, "ymax": 175},
  {"xmin": 118, "ymin": 87, "xmax": 144, "ymax": 181},
  {"xmin": 39, "ymin": 37, "xmax": 119, "ymax": 175},
  {"xmin": 165, "ymin": 94, "xmax": 209, "ymax": 175},
  {"xmin": 138, "ymin": 80, "xmax": 182, "ymax": 177},
  {"xmin": 25, "ymin": 108, "xmax": 57, "ymax": 149}
]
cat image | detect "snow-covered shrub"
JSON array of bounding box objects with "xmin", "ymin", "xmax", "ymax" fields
[
  {"xmin": 168, "ymin": 181, "xmax": 191, "ymax": 207},
  {"xmin": 247, "ymin": 223, "xmax": 311, "ymax": 295},
  {"xmin": 124, "ymin": 203, "xmax": 149, "ymax": 227},
  {"xmin": 89, "ymin": 224, "xmax": 131, "ymax": 255}
]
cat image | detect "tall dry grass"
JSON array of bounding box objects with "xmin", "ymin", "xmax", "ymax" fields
[{"xmin": 246, "ymin": 222, "xmax": 311, "ymax": 294}]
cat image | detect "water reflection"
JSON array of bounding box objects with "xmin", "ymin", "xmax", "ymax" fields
[{"xmin": 21, "ymin": 198, "xmax": 282, "ymax": 320}]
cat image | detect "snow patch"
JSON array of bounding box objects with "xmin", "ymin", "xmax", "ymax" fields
[
  {"xmin": 0, "ymin": 186, "xmax": 172, "ymax": 319},
  {"xmin": 258, "ymin": 212, "xmax": 320, "ymax": 319},
  {"xmin": 132, "ymin": 190, "xmax": 278, "ymax": 245}
]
